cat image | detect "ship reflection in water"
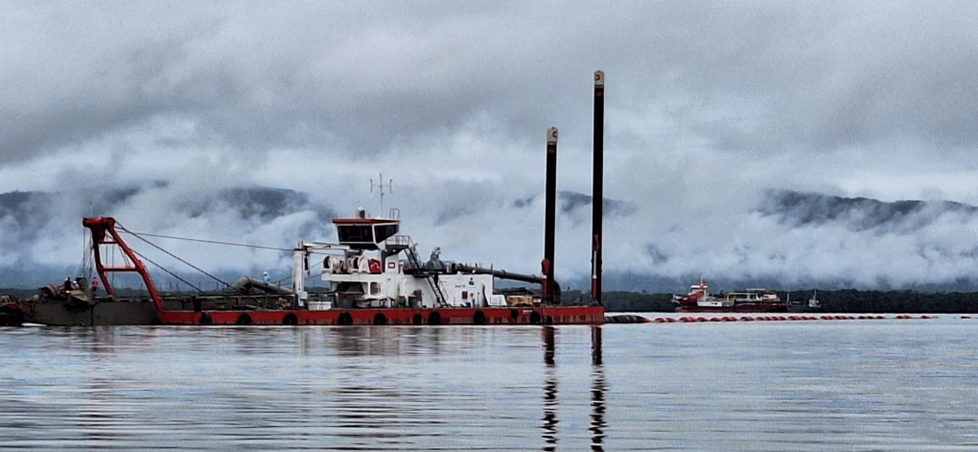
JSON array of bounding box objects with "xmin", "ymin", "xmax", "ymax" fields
[
  {"xmin": 540, "ymin": 326, "xmax": 607, "ymax": 452},
  {"xmin": 3, "ymin": 322, "xmax": 978, "ymax": 450}
]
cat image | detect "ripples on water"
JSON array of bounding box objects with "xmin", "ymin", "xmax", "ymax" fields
[{"xmin": 1, "ymin": 318, "xmax": 976, "ymax": 451}]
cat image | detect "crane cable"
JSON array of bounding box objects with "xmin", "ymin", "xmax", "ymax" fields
[
  {"xmin": 116, "ymin": 224, "xmax": 232, "ymax": 290},
  {"xmin": 114, "ymin": 226, "xmax": 339, "ymax": 290},
  {"xmin": 115, "ymin": 231, "xmax": 292, "ymax": 252},
  {"xmin": 273, "ymin": 259, "xmax": 324, "ymax": 286},
  {"xmin": 129, "ymin": 248, "xmax": 205, "ymax": 294}
]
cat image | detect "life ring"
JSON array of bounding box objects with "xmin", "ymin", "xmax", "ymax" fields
[{"xmin": 473, "ymin": 311, "xmax": 486, "ymax": 325}]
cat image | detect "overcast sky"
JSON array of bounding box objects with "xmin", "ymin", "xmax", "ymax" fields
[{"xmin": 2, "ymin": 1, "xmax": 978, "ymax": 290}]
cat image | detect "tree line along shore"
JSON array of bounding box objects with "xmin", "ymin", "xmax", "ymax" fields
[
  {"xmin": 570, "ymin": 290, "xmax": 978, "ymax": 313},
  {"xmin": 5, "ymin": 287, "xmax": 978, "ymax": 314}
]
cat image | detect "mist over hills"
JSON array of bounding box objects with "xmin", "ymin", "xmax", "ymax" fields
[
  {"xmin": 0, "ymin": 185, "xmax": 335, "ymax": 288},
  {"xmin": 4, "ymin": 187, "xmax": 978, "ymax": 293},
  {"xmin": 758, "ymin": 190, "xmax": 978, "ymax": 231}
]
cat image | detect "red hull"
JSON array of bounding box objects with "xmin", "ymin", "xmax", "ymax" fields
[
  {"xmin": 676, "ymin": 304, "xmax": 789, "ymax": 313},
  {"xmin": 161, "ymin": 305, "xmax": 605, "ymax": 326}
]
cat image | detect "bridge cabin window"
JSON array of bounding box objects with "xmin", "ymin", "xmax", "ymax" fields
[
  {"xmin": 335, "ymin": 222, "xmax": 400, "ymax": 250},
  {"xmin": 375, "ymin": 224, "xmax": 398, "ymax": 242},
  {"xmin": 337, "ymin": 225, "xmax": 374, "ymax": 243}
]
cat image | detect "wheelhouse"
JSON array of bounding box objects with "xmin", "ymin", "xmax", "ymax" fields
[{"xmin": 333, "ymin": 218, "xmax": 399, "ymax": 250}]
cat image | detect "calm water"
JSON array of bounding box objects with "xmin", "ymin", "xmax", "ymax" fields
[{"xmin": 1, "ymin": 316, "xmax": 976, "ymax": 451}]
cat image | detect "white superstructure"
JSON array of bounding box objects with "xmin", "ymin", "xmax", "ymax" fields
[{"xmin": 293, "ymin": 208, "xmax": 500, "ymax": 310}]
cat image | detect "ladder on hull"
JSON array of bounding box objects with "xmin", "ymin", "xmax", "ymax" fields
[{"xmin": 404, "ymin": 245, "xmax": 448, "ymax": 308}]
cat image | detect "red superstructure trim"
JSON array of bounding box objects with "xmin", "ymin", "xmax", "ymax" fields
[
  {"xmin": 332, "ymin": 218, "xmax": 398, "ymax": 225},
  {"xmin": 676, "ymin": 305, "xmax": 790, "ymax": 313}
]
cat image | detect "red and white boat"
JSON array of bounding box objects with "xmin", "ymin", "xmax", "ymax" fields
[{"xmin": 673, "ymin": 280, "xmax": 789, "ymax": 313}]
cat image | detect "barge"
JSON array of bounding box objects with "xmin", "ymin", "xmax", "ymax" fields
[
  {"xmin": 4, "ymin": 70, "xmax": 612, "ymax": 327},
  {"xmin": 82, "ymin": 213, "xmax": 604, "ymax": 326}
]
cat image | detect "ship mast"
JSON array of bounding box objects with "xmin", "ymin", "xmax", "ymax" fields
[{"xmin": 370, "ymin": 173, "xmax": 393, "ymax": 217}]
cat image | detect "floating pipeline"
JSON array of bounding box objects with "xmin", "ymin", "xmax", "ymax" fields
[
  {"xmin": 640, "ymin": 315, "xmax": 969, "ymax": 324},
  {"xmin": 604, "ymin": 314, "xmax": 652, "ymax": 324}
]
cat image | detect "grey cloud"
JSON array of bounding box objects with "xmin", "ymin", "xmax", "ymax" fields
[
  {"xmin": 3, "ymin": 2, "xmax": 978, "ymax": 291},
  {"xmin": 6, "ymin": 1, "xmax": 976, "ymax": 166}
]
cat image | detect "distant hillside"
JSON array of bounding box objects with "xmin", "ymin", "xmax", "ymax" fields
[
  {"xmin": 758, "ymin": 190, "xmax": 978, "ymax": 231},
  {"xmin": 6, "ymin": 188, "xmax": 978, "ymax": 292}
]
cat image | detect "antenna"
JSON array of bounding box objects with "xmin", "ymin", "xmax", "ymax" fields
[{"xmin": 369, "ymin": 173, "xmax": 393, "ymax": 216}]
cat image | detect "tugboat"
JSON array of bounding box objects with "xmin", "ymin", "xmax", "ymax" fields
[
  {"xmin": 790, "ymin": 289, "xmax": 823, "ymax": 312},
  {"xmin": 673, "ymin": 280, "xmax": 790, "ymax": 313}
]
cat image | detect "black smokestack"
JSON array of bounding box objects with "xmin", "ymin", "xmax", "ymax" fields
[
  {"xmin": 543, "ymin": 127, "xmax": 558, "ymax": 303},
  {"xmin": 591, "ymin": 70, "xmax": 604, "ymax": 306}
]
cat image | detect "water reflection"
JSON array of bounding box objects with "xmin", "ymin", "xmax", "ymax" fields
[
  {"xmin": 541, "ymin": 327, "xmax": 558, "ymax": 451},
  {"xmin": 538, "ymin": 326, "xmax": 607, "ymax": 452},
  {"xmin": 4, "ymin": 323, "xmax": 976, "ymax": 450},
  {"xmin": 590, "ymin": 326, "xmax": 607, "ymax": 451}
]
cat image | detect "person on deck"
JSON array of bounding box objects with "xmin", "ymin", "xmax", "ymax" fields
[
  {"xmin": 90, "ymin": 279, "xmax": 99, "ymax": 298},
  {"xmin": 263, "ymin": 271, "xmax": 270, "ymax": 284},
  {"xmin": 63, "ymin": 277, "xmax": 72, "ymax": 293}
]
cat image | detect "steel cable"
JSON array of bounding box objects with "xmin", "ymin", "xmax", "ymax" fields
[{"xmin": 117, "ymin": 225, "xmax": 232, "ymax": 290}]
